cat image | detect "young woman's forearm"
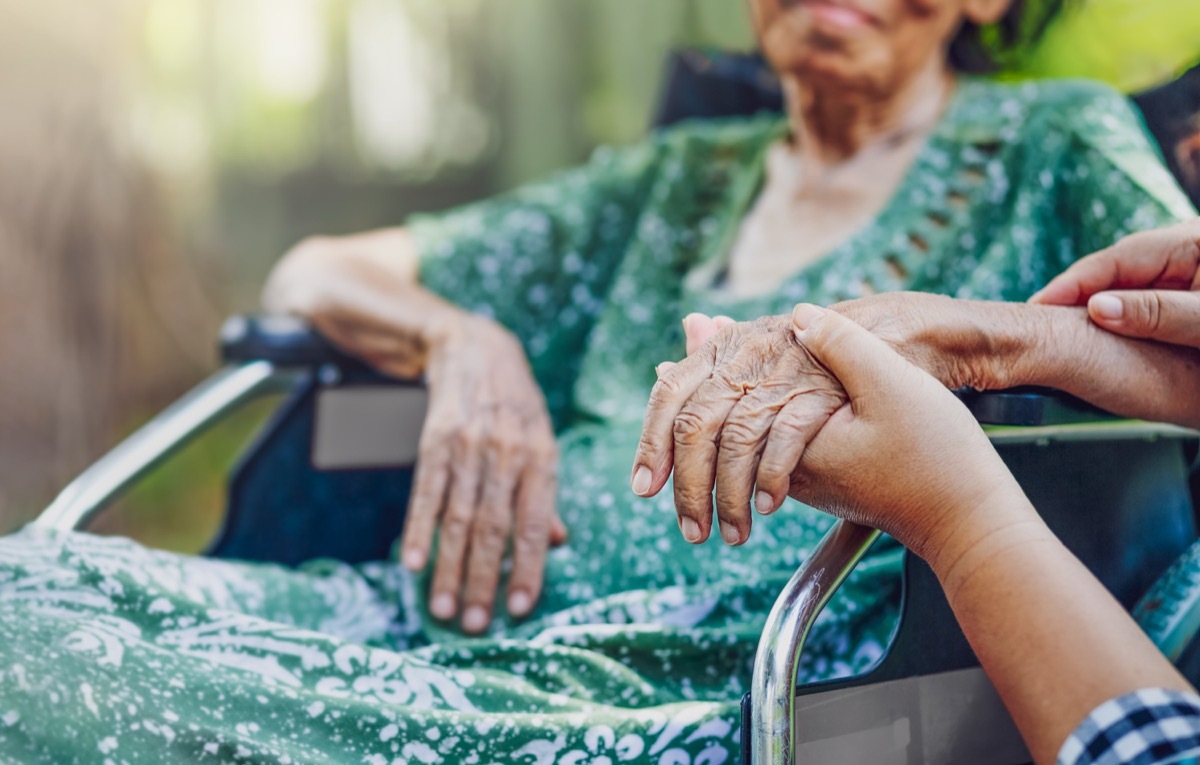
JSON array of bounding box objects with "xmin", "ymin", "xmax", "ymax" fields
[{"xmin": 928, "ymin": 496, "xmax": 1192, "ymax": 764}]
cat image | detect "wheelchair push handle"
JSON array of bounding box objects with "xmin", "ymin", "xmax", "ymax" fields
[{"xmin": 220, "ymin": 314, "xmax": 358, "ymax": 368}]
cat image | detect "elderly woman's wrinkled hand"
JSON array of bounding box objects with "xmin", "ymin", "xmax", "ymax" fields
[
  {"xmin": 631, "ymin": 293, "xmax": 1020, "ymax": 547},
  {"xmin": 264, "ymin": 230, "xmax": 565, "ymax": 634},
  {"xmin": 410, "ymin": 316, "xmax": 563, "ymax": 633},
  {"xmin": 630, "ymin": 314, "xmax": 846, "ymax": 546}
]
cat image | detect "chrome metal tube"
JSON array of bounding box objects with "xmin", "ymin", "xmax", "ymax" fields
[
  {"xmin": 32, "ymin": 361, "xmax": 301, "ymax": 532},
  {"xmin": 751, "ymin": 520, "xmax": 881, "ymax": 765}
]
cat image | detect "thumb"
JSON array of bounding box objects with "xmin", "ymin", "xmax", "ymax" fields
[
  {"xmin": 792, "ymin": 303, "xmax": 918, "ymax": 402},
  {"xmin": 1088, "ymin": 290, "xmax": 1200, "ymax": 348}
]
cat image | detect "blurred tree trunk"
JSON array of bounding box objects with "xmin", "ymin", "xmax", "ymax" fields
[{"xmin": 0, "ymin": 0, "xmax": 220, "ymax": 529}]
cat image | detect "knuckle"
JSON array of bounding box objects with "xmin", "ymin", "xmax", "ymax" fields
[
  {"xmin": 531, "ymin": 439, "xmax": 559, "ymax": 464},
  {"xmin": 471, "ymin": 526, "xmax": 508, "ymax": 557},
  {"xmin": 440, "ymin": 513, "xmax": 473, "ymax": 540},
  {"xmin": 515, "ymin": 520, "xmax": 551, "ymax": 550},
  {"xmin": 453, "ymin": 429, "xmax": 481, "ymax": 453},
  {"xmin": 720, "ymin": 417, "xmax": 762, "ymax": 450},
  {"xmin": 673, "ymin": 407, "xmax": 714, "ymax": 444},
  {"xmin": 1136, "ymin": 293, "xmax": 1164, "ymax": 334},
  {"xmin": 650, "ymin": 375, "xmax": 685, "ymax": 402},
  {"xmin": 485, "ymin": 430, "xmax": 520, "ymax": 454},
  {"xmin": 756, "ymin": 457, "xmax": 788, "ymax": 485},
  {"xmin": 771, "ymin": 411, "xmax": 810, "ymax": 439}
]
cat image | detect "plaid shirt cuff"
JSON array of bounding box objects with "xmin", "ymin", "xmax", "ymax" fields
[{"xmin": 1058, "ymin": 688, "xmax": 1200, "ymax": 765}]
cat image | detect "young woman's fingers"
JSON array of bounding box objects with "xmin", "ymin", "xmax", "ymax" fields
[
  {"xmin": 1088, "ymin": 289, "xmax": 1200, "ymax": 349},
  {"xmin": 632, "ymin": 348, "xmax": 717, "ymax": 498},
  {"xmin": 1030, "ymin": 223, "xmax": 1200, "ymax": 305},
  {"xmin": 507, "ymin": 459, "xmax": 556, "ymax": 619},
  {"xmin": 792, "ymin": 304, "xmax": 910, "ymax": 402}
]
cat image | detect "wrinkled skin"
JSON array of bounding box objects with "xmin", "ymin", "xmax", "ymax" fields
[
  {"xmin": 408, "ymin": 318, "xmax": 561, "ymax": 632},
  {"xmin": 631, "ymin": 292, "xmax": 1015, "ymax": 544},
  {"xmin": 635, "ymin": 281, "xmax": 1200, "ymax": 544},
  {"xmin": 263, "ymin": 231, "xmax": 565, "ymax": 633},
  {"xmin": 632, "ymin": 314, "xmax": 847, "ymax": 546}
]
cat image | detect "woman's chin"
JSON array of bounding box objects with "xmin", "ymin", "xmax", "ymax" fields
[{"xmin": 769, "ymin": 51, "xmax": 883, "ymax": 93}]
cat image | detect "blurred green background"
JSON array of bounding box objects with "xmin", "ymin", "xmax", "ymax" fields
[
  {"xmin": 0, "ymin": 0, "xmax": 1196, "ymax": 554},
  {"xmin": 0, "ymin": 0, "xmax": 757, "ymax": 552}
]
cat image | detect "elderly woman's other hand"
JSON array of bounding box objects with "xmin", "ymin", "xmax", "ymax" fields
[
  {"xmin": 1031, "ymin": 219, "xmax": 1200, "ymax": 347},
  {"xmin": 631, "ymin": 315, "xmax": 846, "ymax": 546},
  {"xmin": 264, "ymin": 230, "xmax": 565, "ymax": 634}
]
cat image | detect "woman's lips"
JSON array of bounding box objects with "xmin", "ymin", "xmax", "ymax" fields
[{"xmin": 802, "ymin": 1, "xmax": 878, "ymax": 30}]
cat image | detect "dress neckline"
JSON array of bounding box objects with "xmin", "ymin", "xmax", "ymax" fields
[{"xmin": 682, "ymin": 77, "xmax": 1002, "ymax": 311}]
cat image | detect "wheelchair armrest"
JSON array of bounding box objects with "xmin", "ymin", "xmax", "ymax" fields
[
  {"xmin": 956, "ymin": 386, "xmax": 1111, "ymax": 427},
  {"xmin": 220, "ymin": 314, "xmax": 366, "ymax": 370}
]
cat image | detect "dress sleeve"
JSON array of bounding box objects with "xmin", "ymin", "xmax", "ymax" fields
[
  {"xmin": 407, "ymin": 139, "xmax": 665, "ymax": 427},
  {"xmin": 1057, "ymin": 688, "xmax": 1200, "ymax": 765},
  {"xmin": 1052, "ymin": 83, "xmax": 1197, "ymax": 271}
]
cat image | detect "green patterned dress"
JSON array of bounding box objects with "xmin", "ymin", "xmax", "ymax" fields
[{"xmin": 0, "ymin": 79, "xmax": 1193, "ymax": 764}]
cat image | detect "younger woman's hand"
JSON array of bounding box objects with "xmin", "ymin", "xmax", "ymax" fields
[
  {"xmin": 1031, "ymin": 219, "xmax": 1200, "ymax": 348},
  {"xmin": 788, "ymin": 304, "xmax": 1036, "ymax": 571}
]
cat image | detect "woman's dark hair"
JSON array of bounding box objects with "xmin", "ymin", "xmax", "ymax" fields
[{"xmin": 949, "ymin": 0, "xmax": 1068, "ymax": 73}]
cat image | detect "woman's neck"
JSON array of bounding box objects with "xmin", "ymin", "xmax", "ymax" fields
[{"xmin": 782, "ymin": 56, "xmax": 954, "ymax": 170}]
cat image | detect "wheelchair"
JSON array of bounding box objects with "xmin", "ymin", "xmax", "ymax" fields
[{"xmin": 27, "ymin": 52, "xmax": 1200, "ymax": 765}]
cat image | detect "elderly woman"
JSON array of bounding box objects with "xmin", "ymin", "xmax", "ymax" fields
[{"xmin": 0, "ymin": 1, "xmax": 1195, "ymax": 763}]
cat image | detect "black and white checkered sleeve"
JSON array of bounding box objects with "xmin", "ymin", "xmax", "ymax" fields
[{"xmin": 1058, "ymin": 688, "xmax": 1200, "ymax": 765}]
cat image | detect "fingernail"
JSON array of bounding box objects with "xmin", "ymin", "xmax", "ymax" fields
[
  {"xmin": 719, "ymin": 521, "xmax": 740, "ymax": 545},
  {"xmin": 462, "ymin": 606, "xmax": 489, "ymax": 633},
  {"xmin": 792, "ymin": 303, "xmax": 826, "ymax": 330},
  {"xmin": 680, "ymin": 516, "xmax": 702, "ymax": 543},
  {"xmin": 655, "ymin": 362, "xmax": 675, "ymax": 378},
  {"xmin": 755, "ymin": 491, "xmax": 775, "ymax": 514},
  {"xmin": 1090, "ymin": 294, "xmax": 1124, "ymax": 321},
  {"xmin": 508, "ymin": 590, "xmax": 532, "ymax": 616},
  {"xmin": 430, "ymin": 594, "xmax": 455, "ymax": 619},
  {"xmin": 631, "ymin": 465, "xmax": 653, "ymax": 496},
  {"xmin": 403, "ymin": 548, "xmax": 425, "ymax": 570}
]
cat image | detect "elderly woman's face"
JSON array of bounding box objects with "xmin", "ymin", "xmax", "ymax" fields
[{"xmin": 748, "ymin": 0, "xmax": 1011, "ymax": 94}]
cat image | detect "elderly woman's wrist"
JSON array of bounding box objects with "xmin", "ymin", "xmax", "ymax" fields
[
  {"xmin": 938, "ymin": 302, "xmax": 1077, "ymax": 392},
  {"xmin": 905, "ymin": 300, "xmax": 1029, "ymax": 390}
]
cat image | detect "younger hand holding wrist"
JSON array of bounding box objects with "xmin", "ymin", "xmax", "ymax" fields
[{"xmin": 787, "ymin": 304, "xmax": 1041, "ymax": 577}]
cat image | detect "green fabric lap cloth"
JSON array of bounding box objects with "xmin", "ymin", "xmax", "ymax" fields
[{"xmin": 0, "ymin": 77, "xmax": 1194, "ymax": 764}]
